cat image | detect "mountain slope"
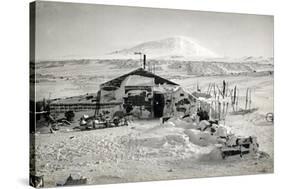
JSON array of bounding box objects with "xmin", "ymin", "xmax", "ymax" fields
[{"xmin": 109, "ymin": 36, "xmax": 219, "ymax": 59}]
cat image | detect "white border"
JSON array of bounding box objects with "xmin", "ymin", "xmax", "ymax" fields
[{"xmin": 0, "ymin": 0, "xmax": 279, "ymax": 188}]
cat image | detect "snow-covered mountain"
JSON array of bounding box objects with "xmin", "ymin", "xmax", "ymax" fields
[{"xmin": 108, "ymin": 36, "xmax": 219, "ymax": 59}]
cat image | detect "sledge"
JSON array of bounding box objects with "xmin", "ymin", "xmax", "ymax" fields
[{"xmin": 218, "ymin": 136, "xmax": 259, "ymax": 159}]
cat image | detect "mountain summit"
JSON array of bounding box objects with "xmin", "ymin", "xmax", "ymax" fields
[{"xmin": 109, "ymin": 36, "xmax": 219, "ymax": 59}]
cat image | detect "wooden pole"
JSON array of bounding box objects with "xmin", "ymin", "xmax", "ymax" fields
[
  {"xmin": 218, "ymin": 101, "xmax": 221, "ymax": 120},
  {"xmin": 213, "ymin": 83, "xmax": 217, "ymax": 119},
  {"xmin": 249, "ymin": 89, "xmax": 252, "ymax": 109},
  {"xmin": 226, "ymin": 82, "xmax": 229, "ymax": 97},
  {"xmin": 230, "ymin": 89, "xmax": 235, "ymax": 112},
  {"xmin": 233, "ymin": 86, "xmax": 237, "ymax": 104},
  {"xmin": 233, "ymin": 86, "xmax": 236, "ymax": 112},
  {"xmin": 222, "ymin": 81, "xmax": 226, "ymax": 117},
  {"xmin": 236, "ymin": 88, "xmax": 239, "ymax": 112},
  {"xmin": 245, "ymin": 88, "xmax": 249, "ymax": 110},
  {"xmin": 222, "ymin": 80, "xmax": 226, "ymax": 98}
]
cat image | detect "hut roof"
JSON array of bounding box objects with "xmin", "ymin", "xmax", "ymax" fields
[
  {"xmin": 124, "ymin": 75, "xmax": 155, "ymax": 86},
  {"xmin": 100, "ymin": 68, "xmax": 178, "ymax": 88}
]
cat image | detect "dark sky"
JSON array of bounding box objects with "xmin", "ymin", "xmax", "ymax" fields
[{"xmin": 35, "ymin": 1, "xmax": 273, "ymax": 61}]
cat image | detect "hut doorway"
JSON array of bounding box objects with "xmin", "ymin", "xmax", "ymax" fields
[{"xmin": 153, "ymin": 93, "xmax": 165, "ymax": 118}]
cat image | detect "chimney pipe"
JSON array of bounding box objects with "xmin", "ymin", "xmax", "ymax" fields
[{"xmin": 143, "ymin": 54, "xmax": 146, "ymax": 70}]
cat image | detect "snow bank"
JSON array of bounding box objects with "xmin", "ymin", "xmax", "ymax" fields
[
  {"xmin": 184, "ymin": 129, "xmax": 218, "ymax": 146},
  {"xmin": 165, "ymin": 117, "xmax": 197, "ymax": 129}
]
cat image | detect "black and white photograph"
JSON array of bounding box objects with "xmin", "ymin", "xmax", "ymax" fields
[{"xmin": 29, "ymin": 1, "xmax": 274, "ymax": 188}]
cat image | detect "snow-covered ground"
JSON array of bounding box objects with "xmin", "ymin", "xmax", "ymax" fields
[{"xmin": 32, "ymin": 75, "xmax": 273, "ymax": 187}]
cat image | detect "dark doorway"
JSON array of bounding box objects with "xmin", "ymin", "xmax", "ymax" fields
[{"xmin": 153, "ymin": 93, "xmax": 165, "ymax": 118}]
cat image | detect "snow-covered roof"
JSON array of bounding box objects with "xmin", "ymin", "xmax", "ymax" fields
[
  {"xmin": 124, "ymin": 75, "xmax": 155, "ymax": 86},
  {"xmin": 100, "ymin": 68, "xmax": 178, "ymax": 88}
]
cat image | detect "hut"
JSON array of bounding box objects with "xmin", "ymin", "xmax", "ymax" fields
[{"xmin": 99, "ymin": 68, "xmax": 197, "ymax": 118}]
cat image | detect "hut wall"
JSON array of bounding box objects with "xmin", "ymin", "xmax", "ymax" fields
[
  {"xmin": 49, "ymin": 102, "xmax": 122, "ymax": 113},
  {"xmin": 162, "ymin": 87, "xmax": 197, "ymax": 117},
  {"xmin": 100, "ymin": 89, "xmax": 116, "ymax": 103}
]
